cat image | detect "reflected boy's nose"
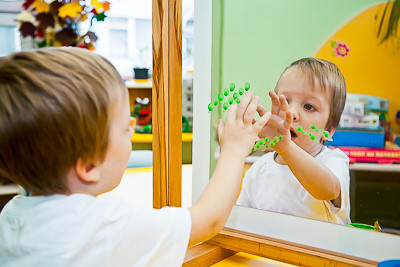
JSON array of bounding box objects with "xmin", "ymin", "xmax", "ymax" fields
[
  {"xmin": 292, "ymin": 112, "xmax": 299, "ymax": 121},
  {"xmin": 288, "ymin": 105, "xmax": 299, "ymax": 121}
]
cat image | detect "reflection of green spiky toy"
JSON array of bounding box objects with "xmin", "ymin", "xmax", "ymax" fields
[
  {"xmin": 252, "ymin": 125, "xmax": 332, "ymax": 151},
  {"xmin": 208, "ymin": 82, "xmax": 250, "ymax": 112},
  {"xmin": 207, "ymin": 83, "xmax": 333, "ymax": 151},
  {"xmin": 310, "ymin": 125, "xmax": 332, "ymax": 140}
]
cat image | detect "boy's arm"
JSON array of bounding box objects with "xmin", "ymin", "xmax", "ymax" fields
[
  {"xmin": 188, "ymin": 92, "xmax": 270, "ymax": 247},
  {"xmin": 257, "ymin": 91, "xmax": 341, "ymax": 201},
  {"xmin": 279, "ymin": 143, "xmax": 341, "ymax": 201}
]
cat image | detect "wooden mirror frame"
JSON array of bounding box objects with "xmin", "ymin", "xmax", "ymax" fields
[{"xmin": 152, "ymin": 0, "xmax": 182, "ymax": 209}]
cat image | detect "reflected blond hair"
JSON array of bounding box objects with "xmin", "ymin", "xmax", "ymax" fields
[
  {"xmin": 275, "ymin": 57, "xmax": 347, "ymax": 132},
  {"xmin": 0, "ymin": 47, "xmax": 127, "ymax": 194}
]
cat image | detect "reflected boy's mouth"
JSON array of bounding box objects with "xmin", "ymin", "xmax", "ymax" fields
[{"xmin": 290, "ymin": 129, "xmax": 297, "ymax": 140}]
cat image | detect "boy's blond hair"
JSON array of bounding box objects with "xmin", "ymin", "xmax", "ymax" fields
[
  {"xmin": 276, "ymin": 57, "xmax": 347, "ymax": 132},
  {"xmin": 0, "ymin": 47, "xmax": 127, "ymax": 195}
]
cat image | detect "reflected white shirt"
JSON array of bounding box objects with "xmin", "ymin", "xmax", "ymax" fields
[{"xmin": 237, "ymin": 147, "xmax": 351, "ymax": 225}]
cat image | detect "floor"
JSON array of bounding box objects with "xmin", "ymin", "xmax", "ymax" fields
[
  {"xmin": 101, "ymin": 164, "xmax": 193, "ymax": 208},
  {"xmin": 101, "ymin": 165, "xmax": 297, "ymax": 266}
]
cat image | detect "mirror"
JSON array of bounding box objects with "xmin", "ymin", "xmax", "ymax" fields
[
  {"xmin": 193, "ymin": 0, "xmax": 400, "ymax": 262},
  {"xmin": 211, "ymin": 0, "xmax": 400, "ymax": 229}
]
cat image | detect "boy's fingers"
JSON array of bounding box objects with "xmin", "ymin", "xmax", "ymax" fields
[
  {"xmin": 256, "ymin": 104, "xmax": 268, "ymax": 117},
  {"xmin": 225, "ymin": 103, "xmax": 237, "ymax": 124},
  {"xmin": 236, "ymin": 91, "xmax": 253, "ymax": 121},
  {"xmin": 269, "ymin": 91, "xmax": 280, "ymax": 115},
  {"xmin": 283, "ymin": 110, "xmax": 293, "ymax": 130},
  {"xmin": 253, "ymin": 111, "xmax": 271, "ymax": 132},
  {"xmin": 244, "ymin": 96, "xmax": 260, "ymax": 125},
  {"xmin": 279, "ymin": 94, "xmax": 289, "ymax": 111},
  {"xmin": 217, "ymin": 119, "xmax": 224, "ymax": 141}
]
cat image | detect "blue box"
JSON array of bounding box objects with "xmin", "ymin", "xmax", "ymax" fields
[{"xmin": 327, "ymin": 128, "xmax": 385, "ymax": 148}]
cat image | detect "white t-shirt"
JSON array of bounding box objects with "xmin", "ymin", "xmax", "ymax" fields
[
  {"xmin": 237, "ymin": 147, "xmax": 351, "ymax": 224},
  {"xmin": 0, "ymin": 194, "xmax": 191, "ymax": 267}
]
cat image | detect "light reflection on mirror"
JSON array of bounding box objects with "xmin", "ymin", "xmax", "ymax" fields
[{"xmin": 210, "ymin": 0, "xmax": 400, "ymax": 235}]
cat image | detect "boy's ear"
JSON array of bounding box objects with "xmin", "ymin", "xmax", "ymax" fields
[
  {"xmin": 322, "ymin": 126, "xmax": 336, "ymax": 141},
  {"xmin": 75, "ymin": 158, "xmax": 101, "ymax": 183}
]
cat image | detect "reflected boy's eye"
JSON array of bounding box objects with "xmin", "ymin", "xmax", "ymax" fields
[{"xmin": 304, "ymin": 104, "xmax": 315, "ymax": 111}]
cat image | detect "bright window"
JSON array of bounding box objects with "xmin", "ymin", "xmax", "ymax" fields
[
  {"xmin": 0, "ymin": 26, "xmax": 19, "ymax": 56},
  {"xmin": 0, "ymin": 0, "xmax": 22, "ymax": 56},
  {"xmin": 0, "ymin": 0, "xmax": 194, "ymax": 80}
]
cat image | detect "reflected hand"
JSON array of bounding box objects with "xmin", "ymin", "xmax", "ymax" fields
[
  {"xmin": 256, "ymin": 91, "xmax": 293, "ymax": 154},
  {"xmin": 217, "ymin": 91, "xmax": 271, "ymax": 158}
]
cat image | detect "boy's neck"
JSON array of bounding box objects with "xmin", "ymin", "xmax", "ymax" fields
[{"xmin": 274, "ymin": 145, "xmax": 324, "ymax": 165}]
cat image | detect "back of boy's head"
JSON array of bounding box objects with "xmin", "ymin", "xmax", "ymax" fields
[
  {"xmin": 277, "ymin": 57, "xmax": 346, "ymax": 132},
  {"xmin": 0, "ymin": 47, "xmax": 126, "ymax": 195}
]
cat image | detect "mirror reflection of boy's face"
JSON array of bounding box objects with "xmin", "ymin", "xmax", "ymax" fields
[{"xmin": 275, "ymin": 68, "xmax": 331, "ymax": 156}]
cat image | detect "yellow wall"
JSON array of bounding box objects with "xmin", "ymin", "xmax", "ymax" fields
[{"xmin": 315, "ymin": 3, "xmax": 400, "ymax": 132}]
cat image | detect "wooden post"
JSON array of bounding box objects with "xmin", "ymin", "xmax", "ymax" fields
[{"xmin": 152, "ymin": 0, "xmax": 182, "ymax": 208}]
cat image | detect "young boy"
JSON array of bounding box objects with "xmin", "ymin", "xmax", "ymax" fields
[
  {"xmin": 0, "ymin": 47, "xmax": 271, "ymax": 266},
  {"xmin": 236, "ymin": 58, "xmax": 351, "ymax": 225}
]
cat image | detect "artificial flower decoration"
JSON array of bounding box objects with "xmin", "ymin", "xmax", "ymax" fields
[
  {"xmin": 92, "ymin": 0, "xmax": 109, "ymax": 13},
  {"xmin": 331, "ymin": 41, "xmax": 350, "ymax": 58},
  {"xmin": 32, "ymin": 0, "xmax": 50, "ymax": 13},
  {"xmin": 58, "ymin": 2, "xmax": 82, "ymax": 18},
  {"xmin": 16, "ymin": 10, "xmax": 36, "ymax": 24},
  {"xmin": 17, "ymin": 0, "xmax": 110, "ymax": 50}
]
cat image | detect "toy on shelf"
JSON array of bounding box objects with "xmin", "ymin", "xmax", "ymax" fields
[
  {"xmin": 347, "ymin": 220, "xmax": 381, "ymax": 231},
  {"xmin": 182, "ymin": 77, "xmax": 193, "ymax": 132},
  {"xmin": 133, "ymin": 97, "xmax": 152, "ymax": 133},
  {"xmin": 182, "ymin": 116, "xmax": 192, "ymax": 133},
  {"xmin": 132, "ymin": 97, "xmax": 192, "ymax": 134},
  {"xmin": 339, "ymin": 93, "xmax": 388, "ymax": 130},
  {"xmin": 328, "ymin": 93, "xmax": 389, "ymax": 148},
  {"xmin": 208, "ymin": 82, "xmax": 332, "ymax": 152}
]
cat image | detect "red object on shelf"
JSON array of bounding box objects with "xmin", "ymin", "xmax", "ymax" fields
[
  {"xmin": 334, "ymin": 146, "xmax": 400, "ymax": 164},
  {"xmin": 139, "ymin": 110, "xmax": 151, "ymax": 115}
]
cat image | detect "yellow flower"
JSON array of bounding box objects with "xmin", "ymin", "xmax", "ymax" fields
[
  {"xmin": 91, "ymin": 0, "xmax": 105, "ymax": 14},
  {"xmin": 58, "ymin": 2, "xmax": 83, "ymax": 19},
  {"xmin": 33, "ymin": 0, "xmax": 50, "ymax": 13}
]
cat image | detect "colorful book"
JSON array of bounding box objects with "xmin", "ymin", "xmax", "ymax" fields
[{"xmin": 333, "ymin": 146, "xmax": 400, "ymax": 164}]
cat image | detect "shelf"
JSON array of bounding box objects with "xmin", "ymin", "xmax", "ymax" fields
[
  {"xmin": 350, "ymin": 163, "xmax": 400, "ymax": 172},
  {"xmin": 125, "ymin": 79, "xmax": 152, "ymax": 89},
  {"xmin": 214, "ymin": 147, "xmax": 400, "ymax": 172},
  {"xmin": 131, "ymin": 133, "xmax": 192, "ymax": 143}
]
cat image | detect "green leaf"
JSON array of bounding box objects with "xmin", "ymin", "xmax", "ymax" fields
[
  {"xmin": 377, "ymin": 0, "xmax": 400, "ymax": 46},
  {"xmin": 96, "ymin": 13, "xmax": 107, "ymax": 21},
  {"xmin": 37, "ymin": 39, "xmax": 47, "ymax": 48},
  {"xmin": 331, "ymin": 41, "xmax": 336, "ymax": 48}
]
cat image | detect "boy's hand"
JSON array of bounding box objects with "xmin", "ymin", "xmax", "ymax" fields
[
  {"xmin": 217, "ymin": 91, "xmax": 271, "ymax": 158},
  {"xmin": 256, "ymin": 91, "xmax": 293, "ymax": 154}
]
